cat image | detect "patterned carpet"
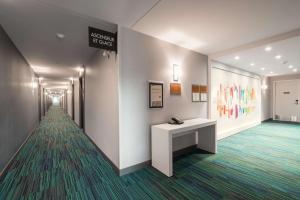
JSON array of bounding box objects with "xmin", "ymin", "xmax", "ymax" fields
[{"xmin": 0, "ymin": 106, "xmax": 300, "ymax": 199}]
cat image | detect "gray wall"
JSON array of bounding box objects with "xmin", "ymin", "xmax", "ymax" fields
[
  {"xmin": 118, "ymin": 27, "xmax": 208, "ymax": 169},
  {"xmin": 0, "ymin": 25, "xmax": 39, "ymax": 172},
  {"xmin": 85, "ymin": 50, "xmax": 119, "ymax": 167},
  {"xmin": 270, "ymin": 74, "xmax": 300, "ymax": 118}
]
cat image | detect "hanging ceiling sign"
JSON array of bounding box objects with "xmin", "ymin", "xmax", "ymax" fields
[{"xmin": 88, "ymin": 26, "xmax": 117, "ymax": 52}]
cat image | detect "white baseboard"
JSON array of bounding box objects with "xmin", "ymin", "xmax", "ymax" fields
[{"xmin": 217, "ymin": 121, "xmax": 261, "ymax": 140}]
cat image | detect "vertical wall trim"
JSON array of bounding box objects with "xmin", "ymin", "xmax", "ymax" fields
[
  {"xmin": 79, "ymin": 65, "xmax": 86, "ymax": 130},
  {"xmin": 38, "ymin": 83, "xmax": 41, "ymax": 121},
  {"xmin": 208, "ymin": 59, "xmax": 212, "ymax": 118},
  {"xmin": 43, "ymin": 88, "xmax": 45, "ymax": 116},
  {"xmin": 72, "ymin": 83, "xmax": 75, "ymax": 120}
]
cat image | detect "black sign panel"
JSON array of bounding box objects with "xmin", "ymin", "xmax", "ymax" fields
[{"xmin": 89, "ymin": 26, "xmax": 117, "ymax": 51}]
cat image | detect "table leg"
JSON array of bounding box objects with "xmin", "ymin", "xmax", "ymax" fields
[
  {"xmin": 151, "ymin": 128, "xmax": 173, "ymax": 177},
  {"xmin": 197, "ymin": 124, "xmax": 217, "ymax": 153}
]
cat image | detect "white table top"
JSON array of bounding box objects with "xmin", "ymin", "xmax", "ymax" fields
[{"xmin": 152, "ymin": 118, "xmax": 216, "ymax": 133}]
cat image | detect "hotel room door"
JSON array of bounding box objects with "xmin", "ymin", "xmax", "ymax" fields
[{"xmin": 275, "ymin": 80, "xmax": 300, "ymax": 122}]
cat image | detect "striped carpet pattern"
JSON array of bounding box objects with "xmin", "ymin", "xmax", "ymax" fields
[{"xmin": 0, "ymin": 106, "xmax": 300, "ymax": 199}]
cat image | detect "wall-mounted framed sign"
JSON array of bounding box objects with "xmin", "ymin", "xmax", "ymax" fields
[
  {"xmin": 200, "ymin": 85, "xmax": 208, "ymax": 102},
  {"xmin": 149, "ymin": 82, "xmax": 163, "ymax": 108},
  {"xmin": 192, "ymin": 84, "xmax": 208, "ymax": 102},
  {"xmin": 88, "ymin": 26, "xmax": 117, "ymax": 52},
  {"xmin": 192, "ymin": 84, "xmax": 201, "ymax": 102},
  {"xmin": 170, "ymin": 83, "xmax": 181, "ymax": 95}
]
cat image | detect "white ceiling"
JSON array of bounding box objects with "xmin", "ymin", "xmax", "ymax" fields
[
  {"xmin": 1, "ymin": 0, "xmax": 300, "ymax": 86},
  {"xmin": 133, "ymin": 0, "xmax": 300, "ymax": 55},
  {"xmin": 0, "ymin": 0, "xmax": 117, "ymax": 86},
  {"xmin": 39, "ymin": 0, "xmax": 159, "ymax": 27},
  {"xmin": 216, "ymin": 36, "xmax": 300, "ymax": 77},
  {"xmin": 0, "ymin": 0, "xmax": 158, "ymax": 88}
]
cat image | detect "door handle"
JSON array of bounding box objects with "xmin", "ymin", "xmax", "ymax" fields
[{"xmin": 296, "ymin": 99, "xmax": 299, "ymax": 105}]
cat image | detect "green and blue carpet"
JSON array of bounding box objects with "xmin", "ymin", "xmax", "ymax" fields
[{"xmin": 0, "ymin": 106, "xmax": 300, "ymax": 199}]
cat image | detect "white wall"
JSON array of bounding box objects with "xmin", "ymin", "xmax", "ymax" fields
[
  {"xmin": 74, "ymin": 79, "xmax": 80, "ymax": 126},
  {"xmin": 261, "ymin": 76, "xmax": 271, "ymax": 121},
  {"xmin": 85, "ymin": 50, "xmax": 119, "ymax": 167},
  {"xmin": 67, "ymin": 87, "xmax": 72, "ymax": 117},
  {"xmin": 210, "ymin": 62, "xmax": 262, "ymax": 139},
  {"xmin": 118, "ymin": 27, "xmax": 208, "ymax": 169}
]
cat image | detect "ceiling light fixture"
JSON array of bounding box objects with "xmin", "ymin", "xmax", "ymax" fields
[
  {"xmin": 56, "ymin": 33, "xmax": 65, "ymax": 39},
  {"xmin": 289, "ymin": 65, "xmax": 294, "ymax": 69},
  {"xmin": 293, "ymin": 68, "xmax": 298, "ymax": 72},
  {"xmin": 234, "ymin": 56, "xmax": 240, "ymax": 60},
  {"xmin": 261, "ymin": 68, "xmax": 265, "ymax": 71},
  {"xmin": 270, "ymin": 71, "xmax": 274, "ymax": 74},
  {"xmin": 265, "ymin": 46, "xmax": 272, "ymax": 52},
  {"xmin": 275, "ymin": 55, "xmax": 282, "ymax": 60},
  {"xmin": 250, "ymin": 63, "xmax": 255, "ymax": 66}
]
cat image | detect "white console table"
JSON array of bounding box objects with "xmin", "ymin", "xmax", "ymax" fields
[{"xmin": 151, "ymin": 118, "xmax": 217, "ymax": 177}]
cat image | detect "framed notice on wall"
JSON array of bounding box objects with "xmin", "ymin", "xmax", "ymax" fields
[
  {"xmin": 192, "ymin": 84, "xmax": 208, "ymax": 102},
  {"xmin": 192, "ymin": 84, "xmax": 201, "ymax": 102},
  {"xmin": 149, "ymin": 82, "xmax": 163, "ymax": 108},
  {"xmin": 200, "ymin": 85, "xmax": 208, "ymax": 102}
]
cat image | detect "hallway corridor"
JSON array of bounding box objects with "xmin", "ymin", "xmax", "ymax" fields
[
  {"xmin": 0, "ymin": 106, "xmax": 122, "ymax": 199},
  {"xmin": 1, "ymin": 106, "xmax": 300, "ymax": 199}
]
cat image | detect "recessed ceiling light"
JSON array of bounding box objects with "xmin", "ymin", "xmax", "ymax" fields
[
  {"xmin": 270, "ymin": 71, "xmax": 274, "ymax": 74},
  {"xmin": 265, "ymin": 46, "xmax": 272, "ymax": 52},
  {"xmin": 275, "ymin": 55, "xmax": 282, "ymax": 60},
  {"xmin": 250, "ymin": 63, "xmax": 255, "ymax": 66},
  {"xmin": 56, "ymin": 33, "xmax": 65, "ymax": 39},
  {"xmin": 293, "ymin": 68, "xmax": 298, "ymax": 72},
  {"xmin": 261, "ymin": 68, "xmax": 265, "ymax": 71},
  {"xmin": 234, "ymin": 56, "xmax": 240, "ymax": 60},
  {"xmin": 289, "ymin": 65, "xmax": 294, "ymax": 69}
]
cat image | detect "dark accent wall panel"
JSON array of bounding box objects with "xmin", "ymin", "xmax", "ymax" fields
[{"xmin": 0, "ymin": 25, "xmax": 39, "ymax": 172}]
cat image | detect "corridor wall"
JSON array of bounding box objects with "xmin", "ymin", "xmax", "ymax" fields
[
  {"xmin": 261, "ymin": 76, "xmax": 271, "ymax": 121},
  {"xmin": 67, "ymin": 87, "xmax": 72, "ymax": 117},
  {"xmin": 0, "ymin": 26, "xmax": 39, "ymax": 172},
  {"xmin": 118, "ymin": 27, "xmax": 208, "ymax": 171},
  {"xmin": 74, "ymin": 79, "xmax": 80, "ymax": 126},
  {"xmin": 85, "ymin": 50, "xmax": 119, "ymax": 168}
]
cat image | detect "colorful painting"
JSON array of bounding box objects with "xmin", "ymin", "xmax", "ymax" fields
[{"xmin": 217, "ymin": 84, "xmax": 256, "ymax": 118}]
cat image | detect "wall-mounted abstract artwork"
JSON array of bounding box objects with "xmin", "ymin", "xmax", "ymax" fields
[
  {"xmin": 211, "ymin": 66, "xmax": 261, "ymax": 137},
  {"xmin": 217, "ymin": 84, "xmax": 256, "ymax": 119}
]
